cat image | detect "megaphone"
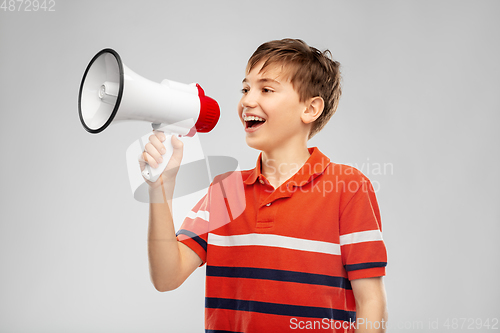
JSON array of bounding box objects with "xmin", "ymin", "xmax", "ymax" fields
[{"xmin": 78, "ymin": 48, "xmax": 220, "ymax": 182}]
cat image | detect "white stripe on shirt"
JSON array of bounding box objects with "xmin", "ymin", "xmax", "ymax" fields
[
  {"xmin": 339, "ymin": 230, "xmax": 383, "ymax": 246},
  {"xmin": 186, "ymin": 210, "xmax": 210, "ymax": 222},
  {"xmin": 208, "ymin": 233, "xmax": 341, "ymax": 256}
]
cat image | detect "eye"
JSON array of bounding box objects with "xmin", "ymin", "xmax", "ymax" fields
[
  {"xmin": 241, "ymin": 87, "xmax": 249, "ymax": 94},
  {"xmin": 262, "ymin": 88, "xmax": 274, "ymax": 93}
]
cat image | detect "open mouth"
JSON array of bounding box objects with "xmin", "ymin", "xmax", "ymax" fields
[{"xmin": 244, "ymin": 115, "xmax": 266, "ymax": 130}]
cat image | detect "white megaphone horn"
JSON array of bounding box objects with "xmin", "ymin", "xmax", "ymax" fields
[{"xmin": 78, "ymin": 48, "xmax": 220, "ymax": 182}]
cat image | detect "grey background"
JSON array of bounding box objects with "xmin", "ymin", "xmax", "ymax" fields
[{"xmin": 1, "ymin": 0, "xmax": 499, "ymax": 332}]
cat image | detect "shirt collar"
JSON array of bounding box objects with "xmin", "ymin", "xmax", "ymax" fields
[{"xmin": 243, "ymin": 147, "xmax": 331, "ymax": 187}]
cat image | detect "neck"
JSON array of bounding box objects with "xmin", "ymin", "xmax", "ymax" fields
[{"xmin": 261, "ymin": 142, "xmax": 311, "ymax": 189}]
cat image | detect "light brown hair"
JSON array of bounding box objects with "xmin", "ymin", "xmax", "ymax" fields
[{"xmin": 247, "ymin": 38, "xmax": 342, "ymax": 138}]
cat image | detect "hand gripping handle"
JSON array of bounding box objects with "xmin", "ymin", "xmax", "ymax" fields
[{"xmin": 140, "ymin": 130, "xmax": 177, "ymax": 183}]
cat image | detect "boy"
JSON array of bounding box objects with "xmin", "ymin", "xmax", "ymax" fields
[{"xmin": 142, "ymin": 39, "xmax": 388, "ymax": 332}]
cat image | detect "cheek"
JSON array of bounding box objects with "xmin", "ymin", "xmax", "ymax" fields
[
  {"xmin": 272, "ymin": 102, "xmax": 301, "ymax": 125},
  {"xmin": 237, "ymin": 100, "xmax": 245, "ymax": 124},
  {"xmin": 237, "ymin": 99, "xmax": 243, "ymax": 115}
]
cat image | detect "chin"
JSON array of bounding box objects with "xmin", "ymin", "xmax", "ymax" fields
[{"xmin": 245, "ymin": 136, "xmax": 268, "ymax": 152}]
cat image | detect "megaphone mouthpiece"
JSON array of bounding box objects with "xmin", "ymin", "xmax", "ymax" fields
[{"xmin": 195, "ymin": 84, "xmax": 220, "ymax": 133}]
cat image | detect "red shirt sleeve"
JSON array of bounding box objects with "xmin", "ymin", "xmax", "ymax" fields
[
  {"xmin": 176, "ymin": 192, "xmax": 210, "ymax": 265},
  {"xmin": 339, "ymin": 173, "xmax": 387, "ymax": 280},
  {"xmin": 175, "ymin": 171, "xmax": 247, "ymax": 266}
]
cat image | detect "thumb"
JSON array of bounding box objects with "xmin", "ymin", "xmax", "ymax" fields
[
  {"xmin": 159, "ymin": 135, "xmax": 184, "ymax": 182},
  {"xmin": 168, "ymin": 135, "xmax": 184, "ymax": 166}
]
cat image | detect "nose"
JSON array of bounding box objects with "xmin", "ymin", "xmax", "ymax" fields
[{"xmin": 240, "ymin": 90, "xmax": 258, "ymax": 109}]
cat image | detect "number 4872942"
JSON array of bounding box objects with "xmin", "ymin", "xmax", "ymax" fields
[{"xmin": 0, "ymin": 0, "xmax": 56, "ymax": 11}]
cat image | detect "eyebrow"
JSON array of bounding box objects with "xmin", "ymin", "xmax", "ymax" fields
[{"xmin": 242, "ymin": 77, "xmax": 281, "ymax": 85}]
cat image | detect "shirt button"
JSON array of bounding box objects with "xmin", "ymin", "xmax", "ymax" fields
[
  {"xmin": 259, "ymin": 179, "xmax": 265, "ymax": 184},
  {"xmin": 266, "ymin": 202, "xmax": 272, "ymax": 207}
]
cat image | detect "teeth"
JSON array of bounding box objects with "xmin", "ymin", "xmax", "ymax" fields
[{"xmin": 243, "ymin": 115, "xmax": 265, "ymax": 122}]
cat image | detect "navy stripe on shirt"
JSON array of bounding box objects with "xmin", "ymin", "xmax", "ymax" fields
[
  {"xmin": 345, "ymin": 261, "xmax": 387, "ymax": 271},
  {"xmin": 207, "ymin": 265, "xmax": 352, "ymax": 290},
  {"xmin": 176, "ymin": 229, "xmax": 207, "ymax": 252},
  {"xmin": 206, "ymin": 297, "xmax": 356, "ymax": 322}
]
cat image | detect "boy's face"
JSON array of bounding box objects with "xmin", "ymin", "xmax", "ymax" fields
[{"xmin": 238, "ymin": 62, "xmax": 310, "ymax": 152}]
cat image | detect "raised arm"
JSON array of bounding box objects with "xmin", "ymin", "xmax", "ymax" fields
[{"xmin": 142, "ymin": 132, "xmax": 202, "ymax": 292}]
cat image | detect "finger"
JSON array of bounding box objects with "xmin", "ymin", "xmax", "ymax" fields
[
  {"xmin": 138, "ymin": 150, "xmax": 153, "ymax": 165},
  {"xmin": 152, "ymin": 130, "xmax": 167, "ymax": 142},
  {"xmin": 145, "ymin": 142, "xmax": 163, "ymax": 166},
  {"xmin": 142, "ymin": 150, "xmax": 160, "ymax": 169},
  {"xmin": 149, "ymin": 134, "xmax": 167, "ymax": 155}
]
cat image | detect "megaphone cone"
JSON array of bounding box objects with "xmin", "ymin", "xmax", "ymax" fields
[{"xmin": 78, "ymin": 48, "xmax": 220, "ymax": 136}]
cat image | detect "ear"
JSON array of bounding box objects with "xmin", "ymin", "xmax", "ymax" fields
[{"xmin": 301, "ymin": 97, "xmax": 324, "ymax": 124}]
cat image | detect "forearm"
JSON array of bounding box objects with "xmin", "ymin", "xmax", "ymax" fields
[
  {"xmin": 147, "ymin": 183, "xmax": 184, "ymax": 291},
  {"xmin": 355, "ymin": 300, "xmax": 388, "ymax": 332}
]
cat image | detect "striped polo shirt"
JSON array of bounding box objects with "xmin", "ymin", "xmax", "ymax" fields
[{"xmin": 176, "ymin": 147, "xmax": 387, "ymax": 332}]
